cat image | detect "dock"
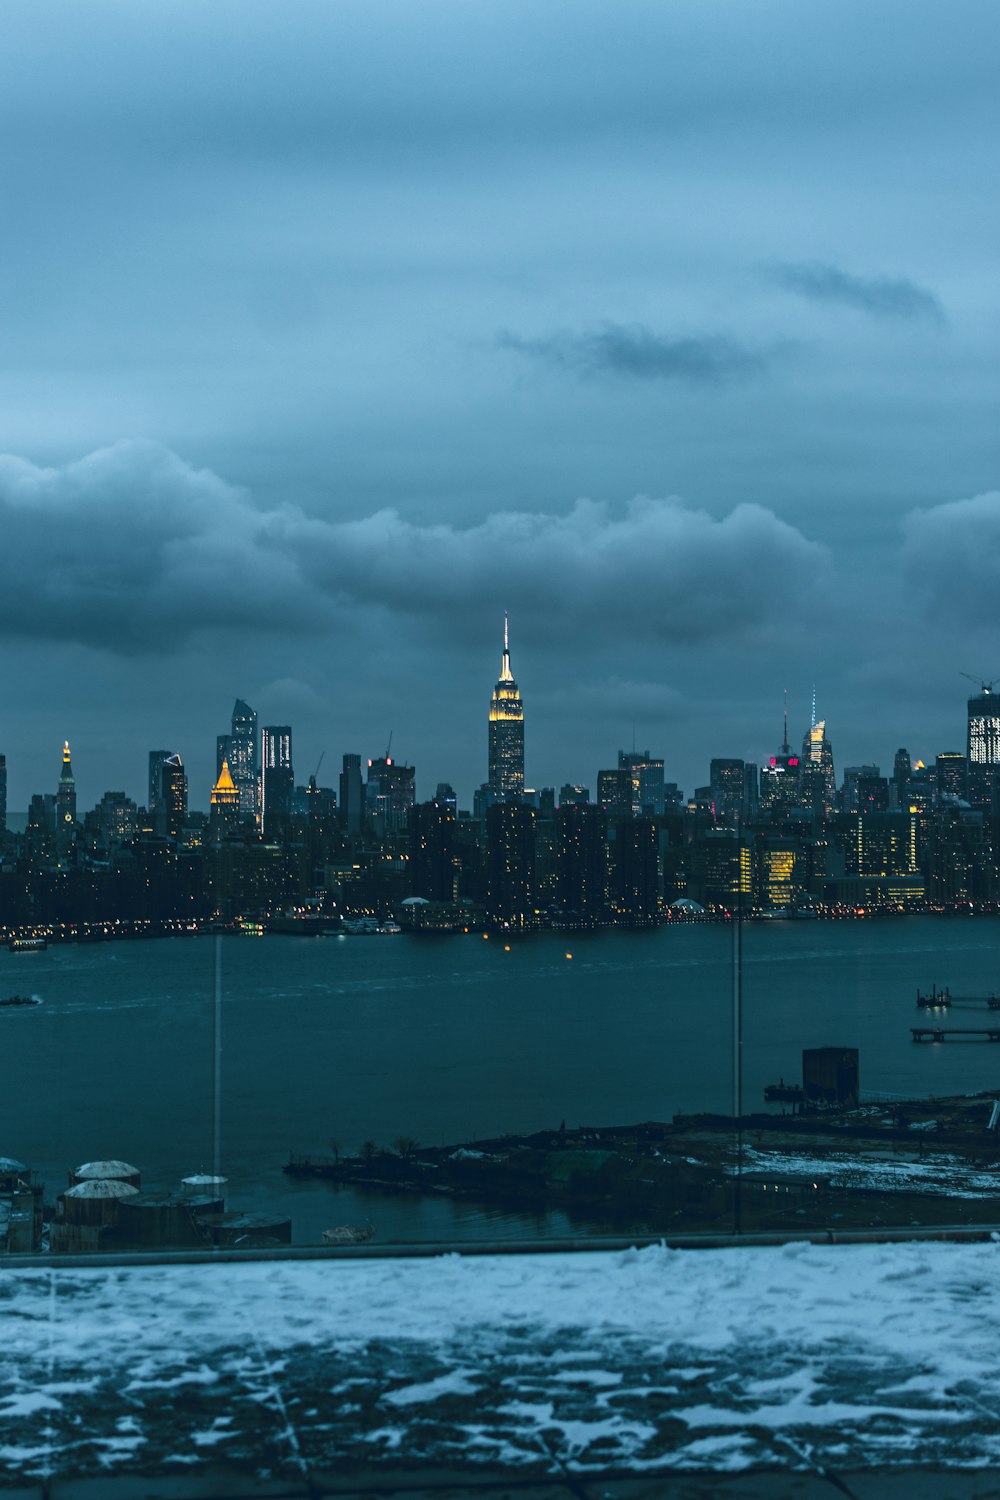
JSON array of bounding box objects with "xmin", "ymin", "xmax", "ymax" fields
[{"xmin": 911, "ymin": 1027, "xmax": 1000, "ymax": 1043}]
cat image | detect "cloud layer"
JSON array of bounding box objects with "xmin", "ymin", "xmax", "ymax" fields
[
  {"xmin": 903, "ymin": 490, "xmax": 1000, "ymax": 624},
  {"xmin": 0, "ymin": 440, "xmax": 827, "ymax": 655},
  {"xmin": 499, "ymin": 324, "xmax": 766, "ymax": 383},
  {"xmin": 771, "ymin": 262, "xmax": 944, "ymax": 322}
]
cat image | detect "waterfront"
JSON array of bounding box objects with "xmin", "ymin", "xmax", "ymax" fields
[{"xmin": 3, "ymin": 917, "xmax": 1000, "ymax": 1246}]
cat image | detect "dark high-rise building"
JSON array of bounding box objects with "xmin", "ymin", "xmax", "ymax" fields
[
  {"xmin": 488, "ymin": 614, "xmax": 524, "ymax": 802},
  {"xmin": 148, "ymin": 750, "xmax": 171, "ymax": 813},
  {"xmin": 26, "ymin": 793, "xmax": 55, "ymax": 862},
  {"xmin": 339, "ymin": 754, "xmax": 365, "ymax": 834},
  {"xmin": 618, "ymin": 750, "xmax": 665, "ymax": 816},
  {"xmin": 485, "ymin": 802, "xmax": 535, "ymax": 926},
  {"xmin": 893, "ymin": 748, "xmax": 912, "ymax": 789},
  {"xmin": 94, "ymin": 791, "xmax": 138, "ymax": 846},
  {"xmin": 935, "ymin": 752, "xmax": 967, "ymax": 803},
  {"xmin": 842, "ymin": 764, "xmax": 881, "ymax": 812},
  {"xmin": 262, "ymin": 726, "xmax": 293, "ymax": 839},
  {"xmin": 596, "ymin": 768, "xmax": 631, "ymax": 819},
  {"xmin": 742, "ymin": 763, "xmax": 759, "ymax": 820},
  {"xmin": 230, "ymin": 699, "xmax": 258, "ymax": 823},
  {"xmin": 610, "ymin": 816, "xmax": 659, "ymax": 926},
  {"xmin": 55, "ymin": 740, "xmax": 77, "ymax": 853},
  {"xmin": 434, "ymin": 783, "xmax": 457, "ymax": 815},
  {"xmin": 159, "ymin": 753, "xmax": 188, "ymax": 840},
  {"xmin": 559, "ymin": 784, "xmax": 590, "ymax": 807},
  {"xmin": 556, "ymin": 804, "xmax": 607, "ymax": 920},
  {"xmin": 709, "ymin": 759, "xmax": 745, "ymax": 826},
  {"xmin": 967, "ymin": 687, "xmax": 1000, "ymax": 810},
  {"xmin": 366, "ymin": 756, "xmax": 415, "ymax": 833},
  {"xmin": 0, "ymin": 753, "xmax": 6, "ymax": 837},
  {"xmin": 409, "ymin": 800, "xmax": 456, "ymax": 902}
]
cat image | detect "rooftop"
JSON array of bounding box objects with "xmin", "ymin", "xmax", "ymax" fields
[{"xmin": 4, "ymin": 1238, "xmax": 1000, "ymax": 1496}]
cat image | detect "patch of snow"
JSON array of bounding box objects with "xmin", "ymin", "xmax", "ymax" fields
[{"xmin": 383, "ymin": 1370, "xmax": 481, "ymax": 1407}]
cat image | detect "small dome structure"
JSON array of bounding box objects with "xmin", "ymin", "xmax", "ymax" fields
[
  {"xmin": 400, "ymin": 896, "xmax": 430, "ymax": 906},
  {"xmin": 72, "ymin": 1159, "xmax": 141, "ymax": 1189},
  {"xmin": 670, "ymin": 898, "xmax": 705, "ymax": 914},
  {"xmin": 65, "ymin": 1179, "xmax": 139, "ymax": 1200},
  {"xmin": 0, "ymin": 1156, "xmax": 28, "ymax": 1174}
]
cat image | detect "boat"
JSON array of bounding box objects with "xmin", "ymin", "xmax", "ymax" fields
[
  {"xmin": 341, "ymin": 917, "xmax": 382, "ymax": 935},
  {"xmin": 8, "ymin": 937, "xmax": 47, "ymax": 952},
  {"xmin": 917, "ymin": 986, "xmax": 952, "ymax": 1009},
  {"xmin": 0, "ymin": 994, "xmax": 41, "ymax": 1009}
]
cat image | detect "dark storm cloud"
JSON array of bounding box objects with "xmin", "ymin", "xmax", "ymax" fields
[
  {"xmin": 771, "ymin": 262, "xmax": 944, "ymax": 322},
  {"xmin": 903, "ymin": 490, "xmax": 1000, "ymax": 623},
  {"xmin": 498, "ymin": 325, "xmax": 766, "ymax": 383},
  {"xmin": 0, "ymin": 441, "xmax": 827, "ymax": 656}
]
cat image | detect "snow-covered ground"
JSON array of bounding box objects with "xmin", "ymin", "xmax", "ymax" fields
[
  {"xmin": 734, "ymin": 1146, "xmax": 1000, "ymax": 1198},
  {"xmin": 3, "ymin": 1241, "xmax": 1000, "ymax": 1481}
]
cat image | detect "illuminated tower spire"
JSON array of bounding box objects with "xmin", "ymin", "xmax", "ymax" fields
[
  {"xmin": 56, "ymin": 738, "xmax": 77, "ymax": 851},
  {"xmin": 781, "ymin": 689, "xmax": 789, "ymax": 756},
  {"xmin": 488, "ymin": 613, "xmax": 524, "ymax": 801},
  {"xmin": 210, "ymin": 757, "xmax": 241, "ymax": 839},
  {"xmin": 500, "ymin": 610, "xmax": 513, "ymax": 683}
]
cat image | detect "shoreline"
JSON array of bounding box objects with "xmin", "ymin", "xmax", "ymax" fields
[{"xmin": 4, "ymin": 902, "xmax": 1000, "ymax": 952}]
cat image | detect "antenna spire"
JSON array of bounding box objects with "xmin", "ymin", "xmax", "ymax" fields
[
  {"xmin": 811, "ymin": 684, "xmax": 817, "ymax": 728},
  {"xmin": 782, "ymin": 688, "xmax": 789, "ymax": 756},
  {"xmin": 499, "ymin": 611, "xmax": 513, "ymax": 682}
]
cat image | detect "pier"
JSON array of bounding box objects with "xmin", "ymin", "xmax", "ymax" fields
[{"xmin": 911, "ymin": 1027, "xmax": 1000, "ymax": 1043}]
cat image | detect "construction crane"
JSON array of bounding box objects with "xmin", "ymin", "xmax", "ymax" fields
[{"xmin": 960, "ymin": 672, "xmax": 1000, "ymax": 694}]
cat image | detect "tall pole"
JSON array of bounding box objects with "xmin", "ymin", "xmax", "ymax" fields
[
  {"xmin": 213, "ymin": 935, "xmax": 223, "ymax": 1185},
  {"xmin": 733, "ymin": 820, "xmax": 744, "ymax": 1235}
]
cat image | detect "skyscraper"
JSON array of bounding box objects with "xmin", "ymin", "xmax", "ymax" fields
[
  {"xmin": 55, "ymin": 740, "xmax": 77, "ymax": 853},
  {"xmin": 0, "ymin": 753, "xmax": 6, "ymax": 837},
  {"xmin": 229, "ymin": 700, "xmax": 258, "ymax": 823},
  {"xmin": 709, "ymin": 759, "xmax": 745, "ymax": 826},
  {"xmin": 618, "ymin": 749, "xmax": 665, "ymax": 816},
  {"xmin": 159, "ymin": 753, "xmax": 188, "ymax": 840},
  {"xmin": 216, "ymin": 734, "xmax": 233, "ymax": 782},
  {"xmin": 801, "ymin": 716, "xmax": 836, "ymax": 815},
  {"xmin": 210, "ymin": 758, "xmax": 241, "ymax": 841},
  {"xmin": 488, "ymin": 614, "xmax": 524, "ymax": 803},
  {"xmin": 936, "ymin": 751, "xmax": 967, "ymax": 803},
  {"xmin": 148, "ymin": 750, "xmax": 171, "ymax": 813},
  {"xmin": 966, "ymin": 686, "xmax": 1000, "ymax": 810},
  {"xmin": 759, "ymin": 693, "xmax": 800, "ymax": 813},
  {"xmin": 366, "ymin": 756, "xmax": 415, "ymax": 833},
  {"xmin": 262, "ymin": 726, "xmax": 293, "ymax": 839},
  {"xmin": 339, "ymin": 753, "xmax": 365, "ymax": 834}
]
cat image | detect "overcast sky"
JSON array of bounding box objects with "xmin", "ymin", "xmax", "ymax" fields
[{"xmin": 1, "ymin": 0, "xmax": 998, "ymax": 810}]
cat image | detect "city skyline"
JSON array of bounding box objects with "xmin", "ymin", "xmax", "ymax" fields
[
  {"xmin": 1, "ymin": 649, "xmax": 993, "ymax": 818},
  {"xmin": 1, "ymin": 2, "xmax": 998, "ymax": 809}
]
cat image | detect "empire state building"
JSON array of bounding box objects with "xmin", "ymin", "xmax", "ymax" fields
[{"xmin": 488, "ymin": 614, "xmax": 525, "ymax": 801}]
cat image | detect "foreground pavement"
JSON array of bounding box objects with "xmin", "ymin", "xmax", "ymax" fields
[{"xmin": 4, "ymin": 1242, "xmax": 1000, "ymax": 1492}]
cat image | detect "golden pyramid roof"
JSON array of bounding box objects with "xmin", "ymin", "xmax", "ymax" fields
[{"xmin": 212, "ymin": 759, "xmax": 238, "ymax": 796}]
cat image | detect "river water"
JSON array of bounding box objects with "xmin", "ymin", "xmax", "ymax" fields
[{"xmin": 3, "ymin": 917, "xmax": 999, "ymax": 1245}]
